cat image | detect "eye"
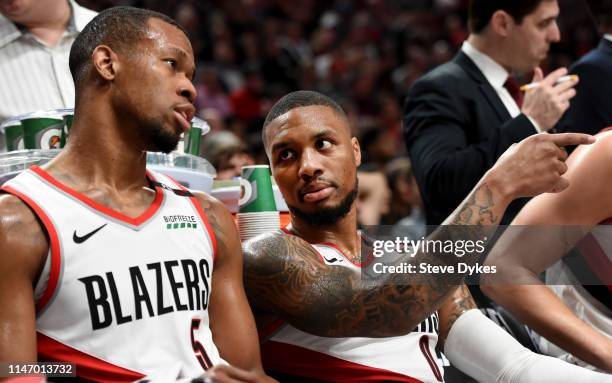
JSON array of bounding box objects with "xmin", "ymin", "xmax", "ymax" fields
[
  {"xmin": 279, "ymin": 150, "xmax": 294, "ymax": 161},
  {"xmin": 316, "ymin": 139, "xmax": 332, "ymax": 150},
  {"xmin": 165, "ymin": 59, "xmax": 177, "ymax": 69}
]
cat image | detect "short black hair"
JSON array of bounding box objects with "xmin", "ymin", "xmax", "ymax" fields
[
  {"xmin": 468, "ymin": 0, "xmax": 548, "ymax": 34},
  {"xmin": 262, "ymin": 90, "xmax": 347, "ymax": 149},
  {"xmin": 69, "ymin": 6, "xmax": 187, "ymax": 92}
]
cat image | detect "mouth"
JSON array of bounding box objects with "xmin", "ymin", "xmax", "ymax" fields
[
  {"xmin": 174, "ymin": 105, "xmax": 195, "ymax": 132},
  {"xmin": 300, "ymin": 183, "xmax": 335, "ymax": 203}
]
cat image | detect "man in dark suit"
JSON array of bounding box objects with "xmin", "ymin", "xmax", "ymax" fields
[
  {"xmin": 404, "ymin": 0, "xmax": 578, "ymax": 225},
  {"xmin": 556, "ymin": 1, "xmax": 612, "ymax": 139}
]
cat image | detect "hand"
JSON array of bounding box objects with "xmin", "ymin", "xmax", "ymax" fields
[
  {"xmin": 521, "ymin": 67, "xmax": 578, "ymax": 131},
  {"xmin": 199, "ymin": 364, "xmax": 261, "ymax": 383},
  {"xmin": 486, "ymin": 133, "xmax": 595, "ymax": 199}
]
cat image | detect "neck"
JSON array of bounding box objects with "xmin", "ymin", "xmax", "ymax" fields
[
  {"xmin": 467, "ymin": 33, "xmax": 512, "ymax": 73},
  {"xmin": 289, "ymin": 204, "xmax": 361, "ymax": 258},
  {"xmin": 48, "ymin": 97, "xmax": 150, "ymax": 192},
  {"xmin": 23, "ymin": 0, "xmax": 71, "ymax": 47}
]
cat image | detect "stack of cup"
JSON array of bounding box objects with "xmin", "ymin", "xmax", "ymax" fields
[
  {"xmin": 237, "ymin": 165, "xmax": 280, "ymax": 241},
  {"xmin": 21, "ymin": 110, "xmax": 64, "ymax": 150}
]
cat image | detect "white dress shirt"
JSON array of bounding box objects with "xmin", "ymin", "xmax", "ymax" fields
[
  {"xmin": 0, "ymin": 0, "xmax": 97, "ymax": 123},
  {"xmin": 461, "ymin": 41, "xmax": 541, "ymax": 132}
]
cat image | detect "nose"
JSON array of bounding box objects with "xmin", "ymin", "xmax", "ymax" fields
[
  {"xmin": 298, "ymin": 148, "xmax": 324, "ymax": 181},
  {"xmin": 549, "ymin": 21, "xmax": 561, "ymax": 43},
  {"xmin": 178, "ymin": 77, "xmax": 197, "ymax": 104}
]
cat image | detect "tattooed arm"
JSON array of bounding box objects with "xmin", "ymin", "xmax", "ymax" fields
[
  {"xmin": 243, "ymin": 133, "xmax": 594, "ymax": 338},
  {"xmin": 437, "ymin": 285, "xmax": 477, "ymax": 350},
  {"xmin": 243, "ymin": 179, "xmax": 491, "ymax": 339}
]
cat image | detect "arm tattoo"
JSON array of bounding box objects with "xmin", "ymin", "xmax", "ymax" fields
[
  {"xmin": 438, "ymin": 285, "xmax": 477, "ymax": 349},
  {"xmin": 243, "ymin": 182, "xmax": 504, "ymax": 337}
]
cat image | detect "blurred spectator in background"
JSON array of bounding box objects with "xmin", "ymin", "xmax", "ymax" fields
[
  {"xmin": 229, "ymin": 64, "xmax": 265, "ymax": 126},
  {"xmin": 404, "ymin": 0, "xmax": 577, "ymax": 225},
  {"xmin": 356, "ymin": 166, "xmax": 391, "ymax": 226},
  {"xmin": 383, "ymin": 157, "xmax": 426, "ymax": 241},
  {"xmin": 195, "ymin": 67, "xmax": 232, "ymax": 120},
  {"xmin": 0, "ymin": 0, "xmax": 96, "ymax": 122},
  {"xmin": 358, "ymin": 125, "xmax": 396, "ymax": 168},
  {"xmin": 556, "ymin": 0, "xmax": 612, "ymax": 141},
  {"xmin": 202, "ymin": 131, "xmax": 254, "ymax": 180}
]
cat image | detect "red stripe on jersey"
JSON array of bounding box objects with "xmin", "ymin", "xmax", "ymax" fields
[
  {"xmin": 1, "ymin": 185, "xmax": 61, "ymax": 313},
  {"xmin": 419, "ymin": 335, "xmax": 443, "ymax": 382},
  {"xmin": 577, "ymin": 233, "xmax": 612, "ymax": 292},
  {"xmin": 29, "ymin": 166, "xmax": 163, "ymax": 227},
  {"xmin": 262, "ymin": 341, "xmax": 424, "ymax": 382},
  {"xmin": 37, "ymin": 332, "xmax": 145, "ymax": 382},
  {"xmin": 163, "ymin": 175, "xmax": 218, "ymax": 261},
  {"xmin": 187, "ymin": 197, "xmax": 217, "ymax": 260},
  {"xmin": 259, "ymin": 318, "xmax": 285, "ymax": 341}
]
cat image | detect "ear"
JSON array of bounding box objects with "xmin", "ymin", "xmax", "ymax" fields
[
  {"xmin": 351, "ymin": 137, "xmax": 361, "ymax": 167},
  {"xmin": 490, "ymin": 10, "xmax": 513, "ymax": 37},
  {"xmin": 91, "ymin": 45, "xmax": 119, "ymax": 81}
]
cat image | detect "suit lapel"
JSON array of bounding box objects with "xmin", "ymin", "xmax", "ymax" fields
[{"xmin": 454, "ymin": 51, "xmax": 511, "ymax": 122}]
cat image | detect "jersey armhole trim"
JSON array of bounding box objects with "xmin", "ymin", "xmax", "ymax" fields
[{"xmin": 1, "ymin": 185, "xmax": 61, "ymax": 313}]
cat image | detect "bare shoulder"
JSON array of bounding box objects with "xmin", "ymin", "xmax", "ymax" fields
[
  {"xmin": 0, "ymin": 193, "xmax": 48, "ymax": 279},
  {"xmin": 569, "ymin": 130, "xmax": 612, "ymax": 168},
  {"xmin": 190, "ymin": 191, "xmax": 234, "ymax": 231},
  {"xmin": 242, "ymin": 230, "xmax": 321, "ymax": 266},
  {"xmin": 515, "ymin": 131, "xmax": 612, "ymax": 225}
]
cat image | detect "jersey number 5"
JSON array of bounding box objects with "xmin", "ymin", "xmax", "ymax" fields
[{"xmin": 191, "ymin": 318, "xmax": 214, "ymax": 370}]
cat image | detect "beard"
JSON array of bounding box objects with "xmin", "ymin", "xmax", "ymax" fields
[
  {"xmin": 141, "ymin": 118, "xmax": 180, "ymax": 154},
  {"xmin": 288, "ymin": 177, "xmax": 358, "ymax": 226}
]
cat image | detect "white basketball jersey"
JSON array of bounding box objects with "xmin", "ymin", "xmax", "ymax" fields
[
  {"xmin": 2, "ymin": 166, "xmax": 224, "ymax": 381},
  {"xmin": 261, "ymin": 235, "xmax": 445, "ymax": 382}
]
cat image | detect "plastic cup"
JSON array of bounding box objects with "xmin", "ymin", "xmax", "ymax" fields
[
  {"xmin": 237, "ymin": 165, "xmax": 280, "ymax": 240},
  {"xmin": 239, "ymin": 165, "xmax": 277, "ymax": 213},
  {"xmin": 21, "ymin": 114, "xmax": 63, "ymax": 150}
]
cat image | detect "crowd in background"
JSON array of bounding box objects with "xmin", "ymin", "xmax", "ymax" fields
[
  {"xmin": 4, "ymin": 0, "xmax": 598, "ymax": 228},
  {"xmin": 78, "ymin": 1, "xmax": 599, "ymax": 155},
  {"xmin": 42, "ymin": 0, "xmax": 607, "ymax": 226}
]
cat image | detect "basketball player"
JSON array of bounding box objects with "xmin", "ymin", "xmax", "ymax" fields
[
  {"xmin": 0, "ymin": 7, "xmax": 270, "ymax": 382},
  {"xmin": 243, "ymin": 91, "xmax": 609, "ymax": 382},
  {"xmin": 483, "ymin": 129, "xmax": 612, "ymax": 373}
]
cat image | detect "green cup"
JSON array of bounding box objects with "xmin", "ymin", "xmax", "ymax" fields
[
  {"xmin": 22, "ymin": 116, "xmax": 63, "ymax": 150},
  {"xmin": 239, "ymin": 165, "xmax": 278, "ymax": 213},
  {"xmin": 3, "ymin": 122, "xmax": 24, "ymax": 151},
  {"xmin": 184, "ymin": 126, "xmax": 202, "ymax": 156}
]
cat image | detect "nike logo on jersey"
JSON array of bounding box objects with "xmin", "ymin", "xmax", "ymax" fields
[
  {"xmin": 73, "ymin": 224, "xmax": 107, "ymax": 244},
  {"xmin": 323, "ymin": 256, "xmax": 341, "ymax": 263}
]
